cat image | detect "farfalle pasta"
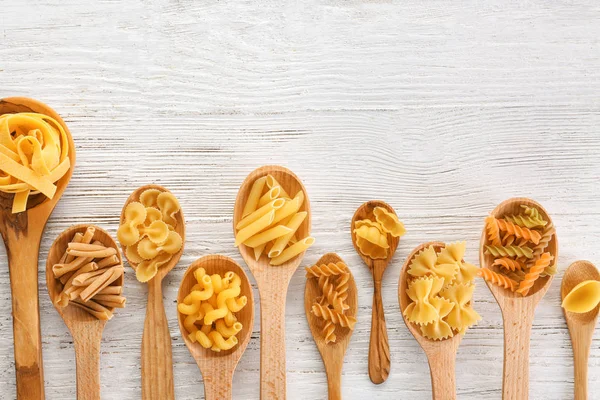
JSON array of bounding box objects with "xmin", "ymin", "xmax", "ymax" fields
[
  {"xmin": 481, "ymin": 204, "xmax": 557, "ymax": 296},
  {"xmin": 0, "ymin": 112, "xmax": 71, "ymax": 213},
  {"xmin": 235, "ymin": 174, "xmax": 314, "ymax": 266},
  {"xmin": 178, "ymin": 268, "xmax": 248, "ymax": 352},
  {"xmin": 353, "ymin": 206, "xmax": 406, "ymax": 260},
  {"xmin": 118, "ymin": 188, "xmax": 183, "ymax": 282},
  {"xmin": 403, "ymin": 242, "xmax": 480, "ymax": 340}
]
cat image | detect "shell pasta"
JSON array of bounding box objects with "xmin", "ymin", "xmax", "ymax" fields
[{"xmin": 235, "ymin": 174, "xmax": 313, "ymax": 265}]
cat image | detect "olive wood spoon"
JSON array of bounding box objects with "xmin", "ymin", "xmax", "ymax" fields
[
  {"xmin": 479, "ymin": 197, "xmax": 557, "ymax": 400},
  {"xmin": 46, "ymin": 225, "xmax": 123, "ymax": 400},
  {"xmin": 120, "ymin": 185, "xmax": 185, "ymax": 400},
  {"xmin": 561, "ymin": 260, "xmax": 600, "ymax": 400},
  {"xmin": 399, "ymin": 242, "xmax": 462, "ymax": 399},
  {"xmin": 0, "ymin": 97, "xmax": 76, "ymax": 399},
  {"xmin": 234, "ymin": 165, "xmax": 311, "ymax": 399},
  {"xmin": 350, "ymin": 200, "xmax": 400, "ymax": 384},
  {"xmin": 177, "ymin": 255, "xmax": 254, "ymax": 400},
  {"xmin": 304, "ymin": 253, "xmax": 358, "ymax": 400}
]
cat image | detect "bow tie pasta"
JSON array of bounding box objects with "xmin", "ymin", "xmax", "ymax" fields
[{"xmin": 353, "ymin": 206, "xmax": 405, "ymax": 260}]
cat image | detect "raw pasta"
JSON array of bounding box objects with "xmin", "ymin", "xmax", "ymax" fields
[
  {"xmin": 495, "ymin": 219, "xmax": 542, "ymax": 245},
  {"xmin": 373, "ymin": 206, "xmax": 406, "ymax": 237},
  {"xmin": 118, "ymin": 188, "xmax": 183, "ymax": 282},
  {"xmin": 516, "ymin": 253, "xmax": 554, "ymax": 296},
  {"xmin": 305, "ymin": 262, "xmax": 348, "ymax": 278},
  {"xmin": 562, "ymin": 280, "xmax": 600, "ymax": 313},
  {"xmin": 0, "ymin": 112, "xmax": 71, "ymax": 213},
  {"xmin": 477, "ymin": 268, "xmax": 518, "ymax": 291},
  {"xmin": 353, "ymin": 206, "xmax": 406, "ymax": 260},
  {"xmin": 51, "ymin": 226, "xmax": 125, "ymax": 320},
  {"xmin": 178, "ymin": 268, "xmax": 248, "ymax": 352}
]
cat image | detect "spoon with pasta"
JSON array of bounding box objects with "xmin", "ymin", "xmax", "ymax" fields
[
  {"xmin": 118, "ymin": 185, "xmax": 185, "ymax": 400},
  {"xmin": 233, "ymin": 165, "xmax": 313, "ymax": 399},
  {"xmin": 561, "ymin": 260, "xmax": 600, "ymax": 400},
  {"xmin": 350, "ymin": 200, "xmax": 405, "ymax": 384},
  {"xmin": 0, "ymin": 97, "xmax": 76, "ymax": 399},
  {"xmin": 177, "ymin": 255, "xmax": 254, "ymax": 400},
  {"xmin": 479, "ymin": 198, "xmax": 557, "ymax": 400},
  {"xmin": 46, "ymin": 225, "xmax": 125, "ymax": 400}
]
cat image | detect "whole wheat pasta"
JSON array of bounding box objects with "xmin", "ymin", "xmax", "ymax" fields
[
  {"xmin": 517, "ymin": 253, "xmax": 554, "ymax": 296},
  {"xmin": 477, "ymin": 268, "xmax": 518, "ymax": 291},
  {"xmin": 318, "ymin": 277, "xmax": 348, "ymax": 313},
  {"xmin": 496, "ymin": 219, "xmax": 542, "ymax": 245},
  {"xmin": 311, "ymin": 303, "xmax": 357, "ymax": 329},
  {"xmin": 305, "ymin": 262, "xmax": 348, "ymax": 278}
]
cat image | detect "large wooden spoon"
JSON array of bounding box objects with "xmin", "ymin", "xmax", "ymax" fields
[
  {"xmin": 350, "ymin": 200, "xmax": 400, "ymax": 384},
  {"xmin": 304, "ymin": 253, "xmax": 357, "ymax": 400},
  {"xmin": 399, "ymin": 242, "xmax": 462, "ymax": 399},
  {"xmin": 46, "ymin": 225, "xmax": 124, "ymax": 400},
  {"xmin": 0, "ymin": 97, "xmax": 76, "ymax": 399},
  {"xmin": 177, "ymin": 255, "xmax": 254, "ymax": 400},
  {"xmin": 120, "ymin": 185, "xmax": 185, "ymax": 400},
  {"xmin": 233, "ymin": 165, "xmax": 311, "ymax": 399},
  {"xmin": 561, "ymin": 260, "xmax": 600, "ymax": 400},
  {"xmin": 479, "ymin": 197, "xmax": 557, "ymax": 400}
]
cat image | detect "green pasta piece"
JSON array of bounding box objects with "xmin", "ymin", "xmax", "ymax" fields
[
  {"xmin": 504, "ymin": 213, "xmax": 547, "ymax": 229},
  {"xmin": 485, "ymin": 245, "xmax": 534, "ymax": 259}
]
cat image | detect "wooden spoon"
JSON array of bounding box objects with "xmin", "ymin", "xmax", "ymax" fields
[
  {"xmin": 350, "ymin": 200, "xmax": 400, "ymax": 384},
  {"xmin": 233, "ymin": 165, "xmax": 311, "ymax": 399},
  {"xmin": 399, "ymin": 242, "xmax": 462, "ymax": 399},
  {"xmin": 304, "ymin": 253, "xmax": 358, "ymax": 400},
  {"xmin": 479, "ymin": 197, "xmax": 558, "ymax": 400},
  {"xmin": 46, "ymin": 225, "xmax": 124, "ymax": 400},
  {"xmin": 176, "ymin": 255, "xmax": 255, "ymax": 400},
  {"xmin": 0, "ymin": 97, "xmax": 76, "ymax": 399},
  {"xmin": 120, "ymin": 185, "xmax": 185, "ymax": 400},
  {"xmin": 561, "ymin": 260, "xmax": 600, "ymax": 400}
]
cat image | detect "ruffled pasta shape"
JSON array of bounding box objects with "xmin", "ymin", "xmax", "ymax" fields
[
  {"xmin": 139, "ymin": 189, "xmax": 161, "ymax": 208},
  {"xmin": 562, "ymin": 280, "xmax": 600, "ymax": 313},
  {"xmin": 136, "ymin": 252, "xmax": 172, "ymax": 282},
  {"xmin": 420, "ymin": 296, "xmax": 455, "ymax": 341},
  {"xmin": 137, "ymin": 231, "xmax": 183, "ymax": 260},
  {"xmin": 157, "ymin": 191, "xmax": 181, "ymax": 227},
  {"xmin": 355, "ymin": 236, "xmax": 388, "ymax": 259},
  {"xmin": 373, "ymin": 206, "xmax": 406, "ymax": 237},
  {"xmin": 118, "ymin": 202, "xmax": 147, "ymax": 246},
  {"xmin": 403, "ymin": 277, "xmax": 439, "ymax": 325},
  {"xmin": 439, "ymin": 283, "xmax": 480, "ymax": 334},
  {"xmin": 353, "ymin": 224, "xmax": 389, "ymax": 249},
  {"xmin": 407, "ymin": 246, "xmax": 437, "ymax": 278},
  {"xmin": 354, "ymin": 219, "xmax": 385, "ymax": 232}
]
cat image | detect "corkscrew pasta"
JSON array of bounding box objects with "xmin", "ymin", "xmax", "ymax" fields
[
  {"xmin": 0, "ymin": 112, "xmax": 71, "ymax": 213},
  {"xmin": 178, "ymin": 268, "xmax": 248, "ymax": 352},
  {"xmin": 353, "ymin": 206, "xmax": 406, "ymax": 260}
]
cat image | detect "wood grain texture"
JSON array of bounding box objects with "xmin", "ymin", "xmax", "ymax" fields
[{"xmin": 0, "ymin": 0, "xmax": 600, "ymax": 399}]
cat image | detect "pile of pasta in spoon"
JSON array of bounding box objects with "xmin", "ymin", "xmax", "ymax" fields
[
  {"xmin": 235, "ymin": 174, "xmax": 314, "ymax": 266},
  {"xmin": 52, "ymin": 226, "xmax": 125, "ymax": 320},
  {"xmin": 480, "ymin": 205, "xmax": 556, "ymax": 296},
  {"xmin": 0, "ymin": 112, "xmax": 70, "ymax": 213},
  {"xmin": 353, "ymin": 206, "xmax": 405, "ymax": 259}
]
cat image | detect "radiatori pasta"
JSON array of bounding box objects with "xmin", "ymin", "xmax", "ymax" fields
[
  {"xmin": 0, "ymin": 112, "xmax": 71, "ymax": 213},
  {"xmin": 178, "ymin": 268, "xmax": 248, "ymax": 352},
  {"xmin": 235, "ymin": 174, "xmax": 313, "ymax": 266}
]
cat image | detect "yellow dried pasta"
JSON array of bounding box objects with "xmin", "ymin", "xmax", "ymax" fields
[
  {"xmin": 353, "ymin": 205, "xmax": 405, "ymax": 260},
  {"xmin": 562, "ymin": 280, "xmax": 600, "ymax": 313},
  {"xmin": 373, "ymin": 206, "xmax": 406, "ymax": 237}
]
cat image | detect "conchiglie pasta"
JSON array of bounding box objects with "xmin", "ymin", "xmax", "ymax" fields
[{"xmin": 562, "ymin": 280, "xmax": 600, "ymax": 313}]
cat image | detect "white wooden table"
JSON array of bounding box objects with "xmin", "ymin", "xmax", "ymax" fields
[{"xmin": 1, "ymin": 1, "xmax": 600, "ymax": 399}]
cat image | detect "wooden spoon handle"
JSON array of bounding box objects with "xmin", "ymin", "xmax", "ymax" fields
[
  {"xmin": 427, "ymin": 348, "xmax": 457, "ymax": 400},
  {"xmin": 141, "ymin": 278, "xmax": 174, "ymax": 400},
  {"xmin": 202, "ymin": 369, "xmax": 234, "ymax": 400},
  {"xmin": 502, "ymin": 313, "xmax": 534, "ymax": 400},
  {"xmin": 73, "ymin": 331, "xmax": 103, "ymax": 400},
  {"xmin": 324, "ymin": 359, "xmax": 343, "ymax": 400},
  {"xmin": 568, "ymin": 323, "xmax": 593, "ymax": 400},
  {"xmin": 259, "ymin": 287, "xmax": 288, "ymax": 399},
  {"xmin": 6, "ymin": 234, "xmax": 45, "ymax": 399},
  {"xmin": 368, "ymin": 278, "xmax": 390, "ymax": 384}
]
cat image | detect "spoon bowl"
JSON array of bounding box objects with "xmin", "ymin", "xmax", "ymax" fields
[
  {"xmin": 350, "ymin": 200, "xmax": 400, "ymax": 384},
  {"xmin": 233, "ymin": 165, "xmax": 311, "ymax": 399},
  {"xmin": 120, "ymin": 184, "xmax": 185, "ymax": 400},
  {"xmin": 479, "ymin": 197, "xmax": 558, "ymax": 400},
  {"xmin": 177, "ymin": 255, "xmax": 254, "ymax": 400},
  {"xmin": 46, "ymin": 224, "xmax": 122, "ymax": 400},
  {"xmin": 399, "ymin": 242, "xmax": 461, "ymax": 399},
  {"xmin": 0, "ymin": 97, "xmax": 76, "ymax": 398},
  {"xmin": 561, "ymin": 260, "xmax": 600, "ymax": 400},
  {"xmin": 304, "ymin": 253, "xmax": 357, "ymax": 400}
]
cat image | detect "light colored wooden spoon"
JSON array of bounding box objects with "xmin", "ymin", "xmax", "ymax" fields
[
  {"xmin": 399, "ymin": 242, "xmax": 462, "ymax": 399},
  {"xmin": 561, "ymin": 260, "xmax": 600, "ymax": 400},
  {"xmin": 46, "ymin": 225, "xmax": 124, "ymax": 400},
  {"xmin": 176, "ymin": 255, "xmax": 255, "ymax": 400},
  {"xmin": 479, "ymin": 197, "xmax": 558, "ymax": 400},
  {"xmin": 0, "ymin": 97, "xmax": 76, "ymax": 399},
  {"xmin": 233, "ymin": 165, "xmax": 311, "ymax": 399},
  {"xmin": 120, "ymin": 185, "xmax": 185, "ymax": 400},
  {"xmin": 304, "ymin": 253, "xmax": 357, "ymax": 400},
  {"xmin": 350, "ymin": 200, "xmax": 400, "ymax": 384}
]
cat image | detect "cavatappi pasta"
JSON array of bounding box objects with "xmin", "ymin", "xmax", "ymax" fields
[
  {"xmin": 480, "ymin": 205, "xmax": 556, "ymax": 296},
  {"xmin": 403, "ymin": 242, "xmax": 480, "ymax": 340},
  {"xmin": 118, "ymin": 188, "xmax": 183, "ymax": 282},
  {"xmin": 177, "ymin": 268, "xmax": 248, "ymax": 352},
  {"xmin": 305, "ymin": 261, "xmax": 355, "ymax": 344},
  {"xmin": 236, "ymin": 174, "xmax": 313, "ymax": 265},
  {"xmin": 353, "ymin": 206, "xmax": 405, "ymax": 260},
  {"xmin": 0, "ymin": 112, "xmax": 71, "ymax": 213},
  {"xmin": 562, "ymin": 280, "xmax": 600, "ymax": 313},
  {"xmin": 52, "ymin": 226, "xmax": 125, "ymax": 320}
]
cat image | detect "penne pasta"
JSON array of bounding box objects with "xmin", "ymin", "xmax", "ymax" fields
[
  {"xmin": 241, "ymin": 176, "xmax": 267, "ymax": 218},
  {"xmin": 269, "ymin": 211, "xmax": 307, "ymax": 258},
  {"xmin": 243, "ymin": 225, "xmax": 292, "ymax": 248},
  {"xmin": 266, "ymin": 174, "xmax": 291, "ymax": 199},
  {"xmin": 270, "ymin": 237, "xmax": 315, "ymax": 266},
  {"xmin": 258, "ymin": 186, "xmax": 281, "ymax": 208},
  {"xmin": 271, "ymin": 191, "xmax": 304, "ymax": 226},
  {"xmin": 235, "ymin": 210, "xmax": 275, "ymax": 246},
  {"xmin": 236, "ymin": 198, "xmax": 285, "ymax": 231}
]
